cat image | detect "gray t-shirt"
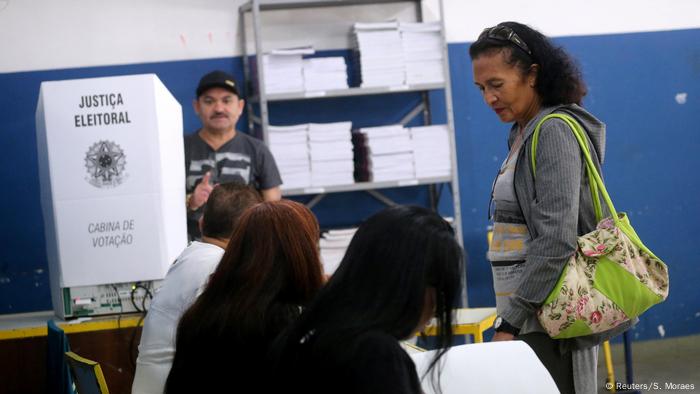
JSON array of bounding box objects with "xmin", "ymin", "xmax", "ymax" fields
[{"xmin": 184, "ymin": 130, "xmax": 282, "ymax": 193}]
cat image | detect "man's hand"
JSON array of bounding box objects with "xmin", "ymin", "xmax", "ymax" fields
[
  {"xmin": 188, "ymin": 172, "xmax": 214, "ymax": 210},
  {"xmin": 492, "ymin": 331, "xmax": 515, "ymax": 342}
]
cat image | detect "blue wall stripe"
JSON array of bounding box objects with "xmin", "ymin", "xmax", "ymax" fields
[{"xmin": 1, "ymin": 28, "xmax": 698, "ymax": 341}]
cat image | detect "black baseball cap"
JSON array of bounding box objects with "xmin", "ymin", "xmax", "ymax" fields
[{"xmin": 196, "ymin": 70, "xmax": 241, "ymax": 98}]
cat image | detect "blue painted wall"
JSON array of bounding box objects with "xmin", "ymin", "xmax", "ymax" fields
[{"xmin": 1, "ymin": 29, "xmax": 698, "ymax": 341}]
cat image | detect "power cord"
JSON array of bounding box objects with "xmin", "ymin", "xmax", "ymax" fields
[{"xmin": 128, "ymin": 282, "xmax": 154, "ymax": 372}]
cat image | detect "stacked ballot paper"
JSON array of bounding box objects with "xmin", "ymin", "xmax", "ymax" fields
[
  {"xmin": 356, "ymin": 124, "xmax": 415, "ymax": 182},
  {"xmin": 400, "ymin": 22, "xmax": 445, "ymax": 85},
  {"xmin": 268, "ymin": 124, "xmax": 311, "ymax": 189},
  {"xmin": 353, "ymin": 21, "xmax": 406, "ymax": 87},
  {"xmin": 320, "ymin": 228, "xmax": 357, "ymax": 275},
  {"xmin": 309, "ymin": 122, "xmax": 355, "ymax": 187},
  {"xmin": 261, "ymin": 47, "xmax": 315, "ymax": 94},
  {"xmin": 410, "ymin": 124, "xmax": 452, "ymax": 178},
  {"xmin": 303, "ymin": 57, "xmax": 349, "ymax": 92}
]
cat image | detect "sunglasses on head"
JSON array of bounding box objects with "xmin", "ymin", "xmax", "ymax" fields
[{"xmin": 479, "ymin": 25, "xmax": 532, "ymax": 56}]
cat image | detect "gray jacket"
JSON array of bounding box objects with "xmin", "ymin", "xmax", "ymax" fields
[{"xmin": 501, "ymin": 104, "xmax": 633, "ymax": 350}]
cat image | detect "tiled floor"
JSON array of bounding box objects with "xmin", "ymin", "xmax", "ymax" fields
[{"xmin": 597, "ymin": 334, "xmax": 699, "ymax": 394}]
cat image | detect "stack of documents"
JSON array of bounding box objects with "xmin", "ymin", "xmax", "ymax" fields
[
  {"xmin": 320, "ymin": 228, "xmax": 357, "ymax": 275},
  {"xmin": 400, "ymin": 22, "xmax": 445, "ymax": 84},
  {"xmin": 303, "ymin": 57, "xmax": 349, "ymax": 92},
  {"xmin": 261, "ymin": 47, "xmax": 314, "ymax": 94},
  {"xmin": 309, "ymin": 122, "xmax": 355, "ymax": 187},
  {"xmin": 353, "ymin": 21, "xmax": 406, "ymax": 88},
  {"xmin": 356, "ymin": 124, "xmax": 415, "ymax": 182},
  {"xmin": 268, "ymin": 124, "xmax": 311, "ymax": 189},
  {"xmin": 410, "ymin": 125, "xmax": 452, "ymax": 178}
]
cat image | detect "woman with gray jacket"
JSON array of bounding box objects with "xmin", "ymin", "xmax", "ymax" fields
[{"xmin": 470, "ymin": 22, "xmax": 630, "ymax": 394}]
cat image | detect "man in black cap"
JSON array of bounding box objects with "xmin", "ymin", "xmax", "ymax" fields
[{"xmin": 184, "ymin": 70, "xmax": 282, "ymax": 239}]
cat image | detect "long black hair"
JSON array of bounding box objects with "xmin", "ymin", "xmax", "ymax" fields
[
  {"xmin": 470, "ymin": 21, "xmax": 587, "ymax": 105},
  {"xmin": 276, "ymin": 205, "xmax": 464, "ymax": 390}
]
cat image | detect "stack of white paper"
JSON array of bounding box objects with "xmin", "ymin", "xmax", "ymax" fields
[
  {"xmin": 410, "ymin": 124, "xmax": 452, "ymax": 178},
  {"xmin": 309, "ymin": 122, "xmax": 354, "ymax": 187},
  {"xmin": 320, "ymin": 228, "xmax": 357, "ymax": 275},
  {"xmin": 353, "ymin": 21, "xmax": 406, "ymax": 87},
  {"xmin": 262, "ymin": 47, "xmax": 315, "ymax": 94},
  {"xmin": 359, "ymin": 124, "xmax": 415, "ymax": 182},
  {"xmin": 268, "ymin": 124, "xmax": 311, "ymax": 189},
  {"xmin": 400, "ymin": 22, "xmax": 445, "ymax": 84},
  {"xmin": 303, "ymin": 57, "xmax": 349, "ymax": 92}
]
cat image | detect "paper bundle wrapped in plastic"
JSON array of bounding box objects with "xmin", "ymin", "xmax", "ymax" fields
[
  {"xmin": 309, "ymin": 122, "xmax": 354, "ymax": 187},
  {"xmin": 320, "ymin": 228, "xmax": 357, "ymax": 275},
  {"xmin": 260, "ymin": 46, "xmax": 315, "ymax": 94},
  {"xmin": 353, "ymin": 21, "xmax": 406, "ymax": 88},
  {"xmin": 400, "ymin": 22, "xmax": 445, "ymax": 84},
  {"xmin": 268, "ymin": 123, "xmax": 311, "ymax": 189},
  {"xmin": 410, "ymin": 124, "xmax": 451, "ymax": 178},
  {"xmin": 303, "ymin": 57, "xmax": 349, "ymax": 92},
  {"xmin": 355, "ymin": 124, "xmax": 415, "ymax": 182}
]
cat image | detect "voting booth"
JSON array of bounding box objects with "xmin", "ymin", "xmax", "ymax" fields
[
  {"xmin": 411, "ymin": 342, "xmax": 559, "ymax": 394},
  {"xmin": 35, "ymin": 74, "xmax": 187, "ymax": 318}
]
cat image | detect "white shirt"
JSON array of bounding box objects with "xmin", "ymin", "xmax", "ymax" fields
[{"xmin": 131, "ymin": 241, "xmax": 225, "ymax": 394}]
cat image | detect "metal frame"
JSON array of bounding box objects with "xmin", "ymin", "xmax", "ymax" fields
[
  {"xmin": 239, "ymin": 0, "xmax": 467, "ymax": 306},
  {"xmin": 248, "ymin": 82, "xmax": 446, "ymax": 102},
  {"xmin": 240, "ymin": 0, "xmax": 421, "ymax": 13}
]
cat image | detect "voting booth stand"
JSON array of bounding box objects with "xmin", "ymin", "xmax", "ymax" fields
[{"xmin": 35, "ymin": 74, "xmax": 187, "ymax": 319}]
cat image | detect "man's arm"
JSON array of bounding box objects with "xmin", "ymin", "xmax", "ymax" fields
[
  {"xmin": 261, "ymin": 186, "xmax": 282, "ymax": 201},
  {"xmin": 254, "ymin": 139, "xmax": 283, "ymax": 197}
]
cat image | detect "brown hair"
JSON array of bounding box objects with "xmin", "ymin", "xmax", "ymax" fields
[
  {"xmin": 167, "ymin": 200, "xmax": 324, "ymax": 393},
  {"xmin": 201, "ymin": 182, "xmax": 262, "ymax": 240},
  {"xmin": 211, "ymin": 199, "xmax": 324, "ymax": 310}
]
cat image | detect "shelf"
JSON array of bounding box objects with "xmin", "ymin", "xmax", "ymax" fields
[
  {"xmin": 250, "ymin": 82, "xmax": 445, "ymax": 102},
  {"xmin": 280, "ymin": 175, "xmax": 452, "ymax": 196},
  {"xmin": 240, "ymin": 0, "xmax": 420, "ymax": 13},
  {"xmin": 241, "ymin": 0, "xmax": 467, "ymax": 306}
]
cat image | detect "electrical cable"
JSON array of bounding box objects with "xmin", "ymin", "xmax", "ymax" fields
[{"xmin": 128, "ymin": 282, "xmax": 154, "ymax": 372}]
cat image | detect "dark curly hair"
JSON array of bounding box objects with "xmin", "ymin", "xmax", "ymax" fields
[{"xmin": 469, "ymin": 21, "xmax": 587, "ymax": 106}]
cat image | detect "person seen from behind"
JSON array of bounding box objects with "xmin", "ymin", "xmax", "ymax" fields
[
  {"xmin": 271, "ymin": 205, "xmax": 464, "ymax": 394},
  {"xmin": 132, "ymin": 183, "xmax": 261, "ymax": 394},
  {"xmin": 165, "ymin": 200, "xmax": 325, "ymax": 393}
]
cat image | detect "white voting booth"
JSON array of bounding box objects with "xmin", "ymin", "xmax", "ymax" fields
[
  {"xmin": 411, "ymin": 341, "xmax": 559, "ymax": 394},
  {"xmin": 35, "ymin": 74, "xmax": 187, "ymax": 318}
]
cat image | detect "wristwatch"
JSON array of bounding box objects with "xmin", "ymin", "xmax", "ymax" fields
[{"xmin": 493, "ymin": 316, "xmax": 520, "ymax": 336}]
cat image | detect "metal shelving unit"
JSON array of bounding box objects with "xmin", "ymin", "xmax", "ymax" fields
[
  {"xmin": 249, "ymin": 82, "xmax": 446, "ymax": 102},
  {"xmin": 239, "ymin": 0, "xmax": 466, "ymax": 305}
]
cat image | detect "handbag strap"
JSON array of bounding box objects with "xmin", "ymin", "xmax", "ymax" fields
[{"xmin": 530, "ymin": 113, "xmax": 620, "ymax": 226}]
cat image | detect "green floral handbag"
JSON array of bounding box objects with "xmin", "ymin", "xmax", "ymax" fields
[{"xmin": 531, "ymin": 114, "xmax": 669, "ymax": 339}]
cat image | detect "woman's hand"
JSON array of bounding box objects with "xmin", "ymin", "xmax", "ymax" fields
[{"xmin": 492, "ymin": 331, "xmax": 515, "ymax": 342}]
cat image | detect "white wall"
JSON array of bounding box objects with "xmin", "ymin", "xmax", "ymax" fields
[
  {"xmin": 443, "ymin": 0, "xmax": 700, "ymax": 42},
  {"xmin": 0, "ymin": 0, "xmax": 428, "ymax": 73},
  {"xmin": 1, "ymin": 0, "xmax": 699, "ymax": 73}
]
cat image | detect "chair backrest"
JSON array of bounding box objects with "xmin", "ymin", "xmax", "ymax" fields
[
  {"xmin": 64, "ymin": 351, "xmax": 110, "ymax": 394},
  {"xmin": 47, "ymin": 320, "xmax": 75, "ymax": 394}
]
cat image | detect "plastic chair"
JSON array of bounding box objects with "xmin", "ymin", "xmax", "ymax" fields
[
  {"xmin": 64, "ymin": 351, "xmax": 110, "ymax": 394},
  {"xmin": 47, "ymin": 320, "xmax": 75, "ymax": 394}
]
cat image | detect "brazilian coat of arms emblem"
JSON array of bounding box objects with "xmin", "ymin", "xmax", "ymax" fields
[{"xmin": 85, "ymin": 140, "xmax": 127, "ymax": 188}]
